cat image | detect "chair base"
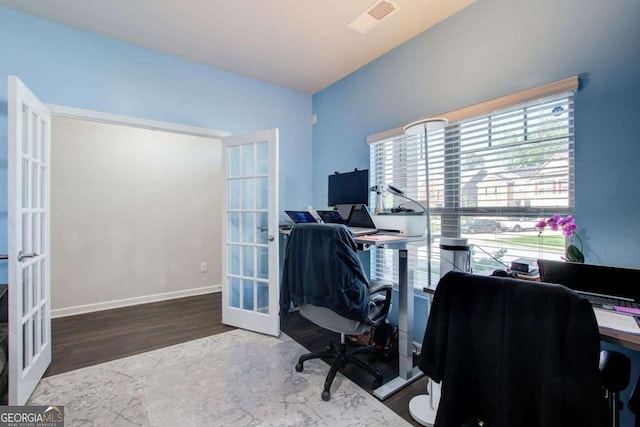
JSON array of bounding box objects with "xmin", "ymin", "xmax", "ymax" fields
[{"xmin": 295, "ymin": 337, "xmax": 383, "ymax": 401}]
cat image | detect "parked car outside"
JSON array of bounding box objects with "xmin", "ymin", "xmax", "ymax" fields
[
  {"xmin": 501, "ymin": 217, "xmax": 539, "ymax": 232},
  {"xmin": 461, "ymin": 219, "xmax": 502, "ymax": 234}
]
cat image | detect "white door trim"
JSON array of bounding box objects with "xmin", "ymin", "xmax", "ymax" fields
[{"xmin": 46, "ymin": 104, "xmax": 230, "ymax": 139}]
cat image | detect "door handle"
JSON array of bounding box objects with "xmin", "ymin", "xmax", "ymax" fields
[
  {"xmin": 268, "ymin": 235, "xmax": 275, "ymax": 242},
  {"xmin": 17, "ymin": 251, "xmax": 39, "ymax": 262}
]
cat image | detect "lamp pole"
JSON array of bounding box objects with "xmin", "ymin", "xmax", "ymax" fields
[
  {"xmin": 402, "ymin": 117, "xmax": 448, "ymax": 290},
  {"xmin": 400, "ymin": 117, "xmax": 448, "ymax": 427}
]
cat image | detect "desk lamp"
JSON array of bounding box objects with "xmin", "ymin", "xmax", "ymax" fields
[
  {"xmin": 401, "ymin": 117, "xmax": 448, "ymax": 427},
  {"xmin": 387, "ymin": 183, "xmax": 431, "ymax": 280}
]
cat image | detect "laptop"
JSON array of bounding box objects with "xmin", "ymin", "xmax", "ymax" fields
[
  {"xmin": 284, "ymin": 210, "xmax": 318, "ymax": 224},
  {"xmin": 344, "ymin": 205, "xmax": 379, "ymax": 236},
  {"xmin": 537, "ymin": 259, "xmax": 640, "ymax": 310},
  {"xmin": 317, "ymin": 207, "xmax": 377, "ymax": 236},
  {"xmin": 316, "ymin": 210, "xmax": 347, "ymax": 225}
]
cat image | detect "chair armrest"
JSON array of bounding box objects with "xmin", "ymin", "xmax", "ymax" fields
[
  {"xmin": 368, "ymin": 280, "xmax": 393, "ymax": 295},
  {"xmin": 366, "ymin": 280, "xmax": 393, "ymax": 327}
]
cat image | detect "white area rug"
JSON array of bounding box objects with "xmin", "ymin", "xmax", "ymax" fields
[{"xmin": 29, "ymin": 329, "xmax": 410, "ymax": 426}]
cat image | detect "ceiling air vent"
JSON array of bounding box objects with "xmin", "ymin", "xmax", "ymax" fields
[{"xmin": 347, "ymin": 0, "xmax": 398, "ymax": 34}]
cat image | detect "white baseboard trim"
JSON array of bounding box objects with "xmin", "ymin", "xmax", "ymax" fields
[{"xmin": 51, "ymin": 285, "xmax": 222, "ymax": 318}]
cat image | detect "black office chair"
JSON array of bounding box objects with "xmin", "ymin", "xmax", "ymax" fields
[
  {"xmin": 417, "ymin": 271, "xmax": 605, "ymax": 427},
  {"xmin": 280, "ymin": 223, "xmax": 393, "ymax": 401},
  {"xmin": 600, "ymin": 350, "xmax": 631, "ymax": 427}
]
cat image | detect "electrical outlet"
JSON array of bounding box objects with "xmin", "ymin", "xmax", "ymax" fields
[{"xmin": 200, "ymin": 262, "xmax": 207, "ymax": 273}]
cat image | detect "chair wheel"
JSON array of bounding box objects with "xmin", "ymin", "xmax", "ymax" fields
[
  {"xmin": 295, "ymin": 363, "xmax": 303, "ymax": 372},
  {"xmin": 373, "ymin": 378, "xmax": 383, "ymax": 388},
  {"xmin": 322, "ymin": 390, "xmax": 331, "ymax": 401}
]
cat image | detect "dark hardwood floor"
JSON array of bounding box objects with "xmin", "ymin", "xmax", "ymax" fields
[
  {"xmin": 47, "ymin": 292, "xmax": 427, "ymax": 425},
  {"xmin": 45, "ymin": 292, "xmax": 234, "ymax": 377}
]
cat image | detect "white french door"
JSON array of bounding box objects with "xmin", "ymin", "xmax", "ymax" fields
[
  {"xmin": 7, "ymin": 76, "xmax": 52, "ymax": 405},
  {"xmin": 221, "ymin": 129, "xmax": 279, "ymax": 337}
]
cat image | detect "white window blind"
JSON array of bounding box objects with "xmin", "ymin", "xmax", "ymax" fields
[
  {"xmin": 369, "ymin": 84, "xmax": 576, "ymax": 289},
  {"xmin": 369, "ymin": 129, "xmax": 441, "ymax": 290}
]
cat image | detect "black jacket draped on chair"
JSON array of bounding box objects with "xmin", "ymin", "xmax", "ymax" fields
[{"xmin": 418, "ymin": 271, "xmax": 603, "ymax": 427}]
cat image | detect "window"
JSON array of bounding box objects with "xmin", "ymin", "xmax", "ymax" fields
[{"xmin": 368, "ymin": 77, "xmax": 578, "ymax": 290}]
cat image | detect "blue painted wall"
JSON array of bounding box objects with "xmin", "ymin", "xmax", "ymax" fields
[
  {"xmin": 0, "ymin": 6, "xmax": 313, "ymax": 281},
  {"xmin": 313, "ymin": 0, "xmax": 640, "ymax": 423},
  {"xmin": 312, "ymin": 0, "xmax": 640, "ymax": 269}
]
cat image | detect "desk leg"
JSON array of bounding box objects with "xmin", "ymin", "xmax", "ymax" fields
[{"xmin": 374, "ymin": 248, "xmax": 423, "ymax": 400}]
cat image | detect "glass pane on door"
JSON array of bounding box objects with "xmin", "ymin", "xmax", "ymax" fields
[
  {"xmin": 241, "ymin": 179, "xmax": 253, "ymax": 209},
  {"xmin": 257, "ymin": 281, "xmax": 268, "ymax": 313},
  {"xmin": 256, "ymin": 142, "xmax": 268, "ymax": 175},
  {"xmin": 229, "ymin": 212, "xmax": 240, "ymax": 242},
  {"xmin": 230, "ymin": 277, "xmax": 241, "ymax": 308},
  {"xmin": 256, "ymin": 213, "xmax": 268, "ymax": 244},
  {"xmin": 228, "ymin": 179, "xmax": 240, "ymax": 209},
  {"xmin": 228, "ymin": 146, "xmax": 240, "ymax": 177},
  {"xmin": 229, "ymin": 245, "xmax": 240, "ymax": 275},
  {"xmin": 241, "ymin": 144, "xmax": 254, "ymax": 176},
  {"xmin": 242, "ymin": 279, "xmax": 254, "ymax": 310},
  {"xmin": 257, "ymin": 246, "xmax": 268, "ymax": 280},
  {"xmin": 241, "ymin": 213, "xmax": 254, "ymax": 243},
  {"xmin": 256, "ymin": 178, "xmax": 268, "ymax": 210}
]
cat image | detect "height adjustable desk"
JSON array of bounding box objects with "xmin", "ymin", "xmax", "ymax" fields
[
  {"xmin": 280, "ymin": 228, "xmax": 427, "ymax": 400},
  {"xmin": 353, "ymin": 233, "xmax": 428, "ymax": 400}
]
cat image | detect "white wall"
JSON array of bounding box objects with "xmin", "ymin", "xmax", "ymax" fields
[{"xmin": 51, "ymin": 116, "xmax": 221, "ymax": 316}]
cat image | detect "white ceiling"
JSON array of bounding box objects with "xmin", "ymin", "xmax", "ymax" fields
[{"xmin": 0, "ymin": 0, "xmax": 475, "ymax": 94}]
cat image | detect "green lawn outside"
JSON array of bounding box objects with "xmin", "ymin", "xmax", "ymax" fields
[{"xmin": 502, "ymin": 234, "xmax": 566, "ymax": 249}]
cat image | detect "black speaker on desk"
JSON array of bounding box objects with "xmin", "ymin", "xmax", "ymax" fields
[{"xmin": 510, "ymin": 261, "xmax": 530, "ymax": 273}]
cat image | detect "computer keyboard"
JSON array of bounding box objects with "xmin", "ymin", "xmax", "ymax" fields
[
  {"xmin": 348, "ymin": 227, "xmax": 377, "ymax": 236},
  {"xmin": 348, "ymin": 209, "xmax": 372, "ymax": 226},
  {"xmin": 582, "ymin": 293, "xmax": 640, "ymax": 310}
]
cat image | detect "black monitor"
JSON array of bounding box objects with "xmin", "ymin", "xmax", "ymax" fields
[{"xmin": 328, "ymin": 169, "xmax": 369, "ymax": 206}]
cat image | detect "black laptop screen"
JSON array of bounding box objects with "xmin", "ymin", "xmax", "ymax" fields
[
  {"xmin": 537, "ymin": 259, "xmax": 640, "ymax": 301},
  {"xmin": 317, "ymin": 210, "xmax": 346, "ymax": 224}
]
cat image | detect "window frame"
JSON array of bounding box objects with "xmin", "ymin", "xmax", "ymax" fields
[{"xmin": 368, "ymin": 77, "xmax": 579, "ymax": 291}]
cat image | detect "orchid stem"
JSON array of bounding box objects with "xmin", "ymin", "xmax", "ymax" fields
[{"xmin": 573, "ymin": 232, "xmax": 583, "ymax": 253}]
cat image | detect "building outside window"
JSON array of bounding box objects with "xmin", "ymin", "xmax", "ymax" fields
[{"xmin": 368, "ymin": 78, "xmax": 577, "ymax": 291}]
